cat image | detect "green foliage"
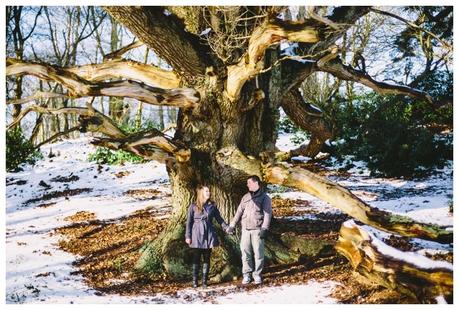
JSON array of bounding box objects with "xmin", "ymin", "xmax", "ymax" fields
[
  {"xmin": 6, "ymin": 127, "xmax": 42, "ymax": 172},
  {"xmin": 278, "ymin": 116, "xmax": 297, "ymax": 134},
  {"xmin": 87, "ymin": 119, "xmax": 160, "ymax": 165},
  {"xmin": 88, "ymin": 147, "xmax": 144, "ymax": 165},
  {"xmin": 279, "ymin": 116, "xmax": 310, "ymax": 145},
  {"xmin": 329, "ymin": 93, "xmax": 452, "ymax": 177},
  {"xmin": 119, "ymin": 119, "xmax": 160, "ymax": 134},
  {"xmin": 395, "ymin": 7, "xmax": 452, "ymax": 61},
  {"xmin": 411, "ymin": 70, "xmax": 453, "ymax": 126}
]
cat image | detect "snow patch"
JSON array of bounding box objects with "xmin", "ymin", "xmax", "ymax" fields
[{"xmin": 214, "ymin": 282, "xmax": 338, "ymax": 304}]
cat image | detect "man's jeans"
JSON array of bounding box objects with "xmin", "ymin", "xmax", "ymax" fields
[{"xmin": 240, "ymin": 228, "xmax": 264, "ymax": 278}]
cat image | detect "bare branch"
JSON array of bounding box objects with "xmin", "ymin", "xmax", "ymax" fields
[
  {"xmin": 68, "ymin": 59, "xmax": 180, "ymax": 89},
  {"xmin": 6, "ymin": 58, "xmax": 199, "ymax": 109},
  {"xmin": 370, "ymin": 7, "xmax": 452, "ymax": 51},
  {"xmin": 307, "ymin": 6, "xmax": 343, "ymax": 30},
  {"xmin": 7, "ymin": 105, "xmax": 124, "ymax": 139},
  {"xmin": 336, "ymin": 221, "xmax": 452, "ymax": 303},
  {"xmin": 103, "ymin": 40, "xmax": 144, "ymax": 61},
  {"xmin": 92, "ymin": 129, "xmax": 191, "ymax": 163},
  {"xmin": 7, "ymin": 91, "xmax": 69, "ymax": 105},
  {"xmin": 34, "ymin": 125, "xmax": 80, "ymax": 149},
  {"xmin": 318, "ymin": 58, "xmax": 440, "ymax": 107},
  {"xmin": 279, "ymin": 88, "xmax": 332, "ymax": 158},
  {"xmin": 23, "ymin": 7, "xmax": 43, "ymax": 41},
  {"xmin": 226, "ymin": 18, "xmax": 320, "ymax": 101}
]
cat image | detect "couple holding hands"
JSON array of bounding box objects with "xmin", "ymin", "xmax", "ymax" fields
[{"xmin": 185, "ymin": 175, "xmax": 272, "ymax": 288}]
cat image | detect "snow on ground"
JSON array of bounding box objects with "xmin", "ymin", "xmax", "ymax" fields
[
  {"xmin": 213, "ymin": 281, "xmax": 338, "ymax": 304},
  {"xmin": 5, "ymin": 134, "xmax": 454, "ymax": 303},
  {"xmin": 276, "ymin": 131, "xmax": 305, "ymax": 152},
  {"xmin": 332, "ymin": 160, "xmax": 454, "ymax": 229},
  {"xmin": 5, "ymin": 137, "xmax": 173, "ymax": 303}
]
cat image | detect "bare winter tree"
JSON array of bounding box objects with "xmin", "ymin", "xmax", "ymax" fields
[{"xmin": 6, "ymin": 6, "xmax": 453, "ymax": 301}]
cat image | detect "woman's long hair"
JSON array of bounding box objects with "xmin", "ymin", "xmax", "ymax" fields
[{"xmin": 195, "ymin": 185, "xmax": 210, "ymax": 214}]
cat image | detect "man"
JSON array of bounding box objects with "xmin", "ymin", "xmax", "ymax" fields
[{"xmin": 227, "ymin": 175, "xmax": 272, "ymax": 285}]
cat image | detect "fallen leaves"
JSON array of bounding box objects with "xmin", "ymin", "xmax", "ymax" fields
[
  {"xmin": 124, "ymin": 188, "xmax": 162, "ymax": 201},
  {"xmin": 37, "ymin": 202, "xmax": 57, "ymax": 209},
  {"xmin": 25, "ymin": 188, "xmax": 92, "ymax": 205},
  {"xmin": 55, "ymin": 206, "xmax": 168, "ymax": 293},
  {"xmin": 52, "ymin": 196, "xmax": 411, "ymax": 303},
  {"xmin": 35, "ymin": 272, "xmax": 56, "ymax": 278},
  {"xmin": 50, "ymin": 174, "xmax": 80, "ymax": 183},
  {"xmin": 64, "ymin": 211, "xmax": 97, "ymax": 223},
  {"xmin": 115, "ymin": 171, "xmax": 131, "ymax": 178}
]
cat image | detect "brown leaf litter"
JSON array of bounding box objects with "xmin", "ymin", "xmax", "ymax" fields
[
  {"xmin": 25, "ymin": 188, "xmax": 92, "ymax": 205},
  {"xmin": 64, "ymin": 211, "xmax": 97, "ymax": 223},
  {"xmin": 124, "ymin": 189, "xmax": 162, "ymax": 201},
  {"xmin": 53, "ymin": 196, "xmax": 415, "ymax": 303}
]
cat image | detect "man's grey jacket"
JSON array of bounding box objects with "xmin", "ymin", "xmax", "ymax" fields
[{"xmin": 230, "ymin": 189, "xmax": 272, "ymax": 230}]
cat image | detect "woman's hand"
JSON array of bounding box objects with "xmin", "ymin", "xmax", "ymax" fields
[{"xmin": 185, "ymin": 238, "xmax": 191, "ymax": 245}]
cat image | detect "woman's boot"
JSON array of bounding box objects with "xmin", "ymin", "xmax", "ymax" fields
[
  {"xmin": 202, "ymin": 263, "xmax": 209, "ymax": 288},
  {"xmin": 192, "ymin": 263, "xmax": 199, "ymax": 288}
]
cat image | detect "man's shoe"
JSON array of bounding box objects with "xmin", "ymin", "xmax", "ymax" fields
[
  {"xmin": 253, "ymin": 275, "xmax": 262, "ymax": 284},
  {"xmin": 242, "ymin": 274, "xmax": 251, "ymax": 285}
]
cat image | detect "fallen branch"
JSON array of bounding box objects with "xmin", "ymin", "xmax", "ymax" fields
[
  {"xmin": 335, "ymin": 220, "xmax": 453, "ymax": 303},
  {"xmin": 215, "ymin": 147, "xmax": 452, "ymax": 244}
]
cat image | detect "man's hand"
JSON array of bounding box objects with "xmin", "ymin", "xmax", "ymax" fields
[
  {"xmin": 260, "ymin": 229, "xmax": 268, "ymax": 239},
  {"xmin": 185, "ymin": 238, "xmax": 191, "ymax": 245},
  {"xmin": 226, "ymin": 226, "xmax": 235, "ymax": 235}
]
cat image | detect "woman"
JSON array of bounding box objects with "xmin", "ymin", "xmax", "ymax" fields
[{"xmin": 185, "ymin": 185, "xmax": 229, "ymax": 288}]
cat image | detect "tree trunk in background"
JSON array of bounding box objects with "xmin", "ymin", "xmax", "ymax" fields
[
  {"xmin": 135, "ymin": 102, "xmax": 143, "ymax": 129},
  {"xmin": 108, "ymin": 16, "xmax": 126, "ymax": 125},
  {"xmin": 158, "ymin": 106, "xmax": 165, "ymax": 130},
  {"xmin": 167, "ymin": 107, "xmax": 177, "ymax": 125}
]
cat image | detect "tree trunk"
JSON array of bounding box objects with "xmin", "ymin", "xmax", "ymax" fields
[
  {"xmin": 134, "ymin": 61, "xmax": 301, "ymax": 280},
  {"xmin": 336, "ymin": 221, "xmax": 453, "ymax": 303},
  {"xmin": 158, "ymin": 106, "xmax": 164, "ymax": 130}
]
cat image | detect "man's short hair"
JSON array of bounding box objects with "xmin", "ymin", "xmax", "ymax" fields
[{"xmin": 247, "ymin": 175, "xmax": 261, "ymax": 184}]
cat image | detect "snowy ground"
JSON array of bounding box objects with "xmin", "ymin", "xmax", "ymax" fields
[{"xmin": 4, "ymin": 134, "xmax": 453, "ymax": 303}]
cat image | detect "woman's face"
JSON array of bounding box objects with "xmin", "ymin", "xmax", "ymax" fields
[{"xmin": 201, "ymin": 187, "xmax": 210, "ymax": 201}]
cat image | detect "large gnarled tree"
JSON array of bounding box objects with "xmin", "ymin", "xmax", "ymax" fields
[{"xmin": 6, "ymin": 6, "xmax": 452, "ymax": 290}]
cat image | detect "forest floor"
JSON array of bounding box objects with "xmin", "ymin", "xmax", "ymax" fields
[{"xmin": 5, "ymin": 136, "xmax": 453, "ymax": 304}]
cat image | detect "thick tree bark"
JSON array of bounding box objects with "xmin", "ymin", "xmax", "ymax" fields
[
  {"xmin": 104, "ymin": 6, "xmax": 212, "ymax": 80},
  {"xmin": 336, "ymin": 221, "xmax": 453, "ymax": 303},
  {"xmin": 280, "ymin": 88, "xmax": 333, "ymax": 158}
]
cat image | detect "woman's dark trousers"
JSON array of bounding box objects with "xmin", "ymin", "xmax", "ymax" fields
[{"xmin": 192, "ymin": 248, "xmax": 212, "ymax": 288}]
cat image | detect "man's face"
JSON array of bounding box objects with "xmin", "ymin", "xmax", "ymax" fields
[{"xmin": 247, "ymin": 178, "xmax": 260, "ymax": 192}]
